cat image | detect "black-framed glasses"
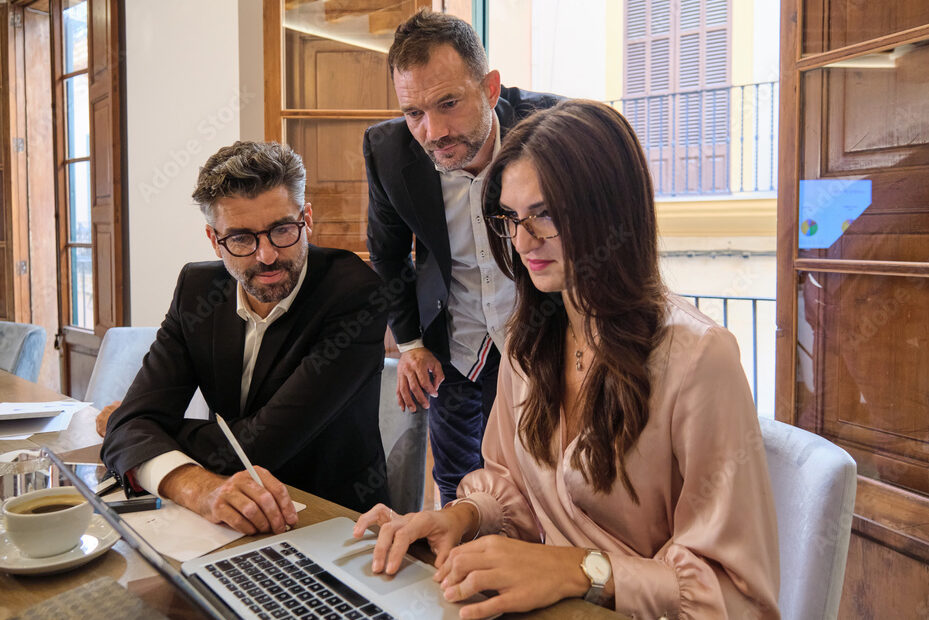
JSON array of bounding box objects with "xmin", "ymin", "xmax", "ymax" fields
[
  {"xmin": 213, "ymin": 219, "xmax": 307, "ymax": 257},
  {"xmin": 487, "ymin": 212, "xmax": 559, "ymax": 240}
]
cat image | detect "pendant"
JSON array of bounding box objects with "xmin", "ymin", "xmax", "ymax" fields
[{"xmin": 575, "ymin": 349, "xmax": 583, "ymax": 371}]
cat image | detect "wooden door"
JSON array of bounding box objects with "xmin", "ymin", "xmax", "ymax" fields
[{"xmin": 777, "ymin": 0, "xmax": 929, "ymax": 615}]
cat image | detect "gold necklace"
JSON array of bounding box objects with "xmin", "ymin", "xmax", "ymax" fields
[{"xmin": 568, "ymin": 324, "xmax": 586, "ymax": 372}]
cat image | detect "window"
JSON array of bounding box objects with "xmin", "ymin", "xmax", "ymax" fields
[
  {"xmin": 623, "ymin": 0, "xmax": 730, "ymax": 195},
  {"xmin": 59, "ymin": 0, "xmax": 92, "ymax": 329}
]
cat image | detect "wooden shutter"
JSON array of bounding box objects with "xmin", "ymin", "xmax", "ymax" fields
[
  {"xmin": 625, "ymin": 0, "xmax": 647, "ymax": 96},
  {"xmin": 87, "ymin": 0, "xmax": 123, "ymax": 333},
  {"xmin": 0, "ymin": 4, "xmax": 30, "ymax": 323},
  {"xmin": 675, "ymin": 0, "xmax": 730, "ymax": 193}
]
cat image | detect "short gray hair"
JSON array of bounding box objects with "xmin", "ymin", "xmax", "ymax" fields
[{"xmin": 192, "ymin": 141, "xmax": 306, "ymax": 223}]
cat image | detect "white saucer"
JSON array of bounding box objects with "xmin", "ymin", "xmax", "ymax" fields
[{"xmin": 0, "ymin": 514, "xmax": 120, "ymax": 575}]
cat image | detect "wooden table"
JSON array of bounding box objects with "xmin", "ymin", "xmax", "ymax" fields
[{"xmin": 0, "ymin": 370, "xmax": 620, "ymax": 619}]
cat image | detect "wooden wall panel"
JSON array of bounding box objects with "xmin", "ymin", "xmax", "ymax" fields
[
  {"xmin": 0, "ymin": 251, "xmax": 8, "ymax": 320},
  {"xmin": 315, "ymin": 51, "xmax": 387, "ymax": 108},
  {"xmin": 316, "ymin": 121, "xmax": 369, "ymax": 181},
  {"xmin": 91, "ymin": 101, "xmax": 112, "ymax": 200},
  {"xmin": 89, "ymin": 0, "xmax": 107, "ymax": 83},
  {"xmin": 840, "ymin": 531, "xmax": 929, "ymax": 618},
  {"xmin": 804, "ymin": 272, "xmax": 929, "ymax": 494},
  {"xmin": 93, "ymin": 226, "xmax": 112, "ymax": 327},
  {"xmin": 284, "ymin": 33, "xmax": 395, "ymax": 254}
]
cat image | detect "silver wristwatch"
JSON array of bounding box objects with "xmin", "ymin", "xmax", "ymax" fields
[{"xmin": 580, "ymin": 549, "xmax": 612, "ymax": 604}]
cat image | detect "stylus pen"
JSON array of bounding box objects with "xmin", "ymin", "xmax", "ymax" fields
[{"xmin": 215, "ymin": 414, "xmax": 264, "ymax": 488}]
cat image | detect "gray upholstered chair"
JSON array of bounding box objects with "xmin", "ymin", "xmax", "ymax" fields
[
  {"xmin": 0, "ymin": 321, "xmax": 47, "ymax": 382},
  {"xmin": 760, "ymin": 417, "xmax": 857, "ymax": 620},
  {"xmin": 378, "ymin": 357, "xmax": 428, "ymax": 514},
  {"xmin": 85, "ymin": 326, "xmax": 209, "ymax": 419}
]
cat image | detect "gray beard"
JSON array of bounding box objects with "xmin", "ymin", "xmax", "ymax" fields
[
  {"xmin": 238, "ymin": 244, "xmax": 308, "ymax": 304},
  {"xmin": 427, "ymin": 106, "xmax": 494, "ymax": 173}
]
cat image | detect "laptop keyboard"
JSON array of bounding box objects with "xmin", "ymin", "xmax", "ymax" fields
[{"xmin": 204, "ymin": 541, "xmax": 395, "ymax": 620}]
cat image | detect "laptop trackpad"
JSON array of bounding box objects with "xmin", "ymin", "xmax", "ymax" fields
[{"xmin": 331, "ymin": 539, "xmax": 434, "ymax": 595}]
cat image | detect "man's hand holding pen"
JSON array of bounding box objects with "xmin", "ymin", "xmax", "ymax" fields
[{"xmin": 158, "ymin": 463, "xmax": 297, "ymax": 535}]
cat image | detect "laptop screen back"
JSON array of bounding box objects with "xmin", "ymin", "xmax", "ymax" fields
[{"xmin": 41, "ymin": 447, "xmax": 229, "ymax": 620}]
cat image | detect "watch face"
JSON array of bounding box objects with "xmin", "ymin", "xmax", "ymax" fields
[{"xmin": 585, "ymin": 552, "xmax": 612, "ymax": 583}]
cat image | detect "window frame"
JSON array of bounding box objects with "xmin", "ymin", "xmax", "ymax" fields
[{"xmin": 53, "ymin": 0, "xmax": 92, "ymax": 331}]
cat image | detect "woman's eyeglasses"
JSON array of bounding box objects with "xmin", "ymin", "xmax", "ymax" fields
[{"xmin": 487, "ymin": 212, "xmax": 559, "ymax": 240}]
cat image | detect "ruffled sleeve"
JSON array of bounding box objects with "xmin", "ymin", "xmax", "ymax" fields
[
  {"xmin": 455, "ymin": 355, "xmax": 543, "ymax": 542},
  {"xmin": 607, "ymin": 326, "xmax": 780, "ymax": 619}
]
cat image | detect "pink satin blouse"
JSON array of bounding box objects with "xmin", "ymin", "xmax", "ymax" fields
[{"xmin": 458, "ymin": 296, "xmax": 780, "ymax": 619}]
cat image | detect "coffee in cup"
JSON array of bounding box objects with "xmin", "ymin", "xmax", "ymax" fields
[
  {"xmin": 2, "ymin": 487, "xmax": 92, "ymax": 557},
  {"xmin": 7, "ymin": 495, "xmax": 85, "ymax": 514}
]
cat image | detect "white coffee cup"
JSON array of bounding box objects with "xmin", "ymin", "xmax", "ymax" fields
[{"xmin": 2, "ymin": 487, "xmax": 92, "ymax": 557}]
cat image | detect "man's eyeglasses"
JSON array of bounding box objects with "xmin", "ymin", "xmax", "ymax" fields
[
  {"xmin": 487, "ymin": 212, "xmax": 559, "ymax": 240},
  {"xmin": 213, "ymin": 219, "xmax": 307, "ymax": 257}
]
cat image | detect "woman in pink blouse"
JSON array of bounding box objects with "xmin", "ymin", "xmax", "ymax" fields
[{"xmin": 355, "ymin": 100, "xmax": 780, "ymax": 619}]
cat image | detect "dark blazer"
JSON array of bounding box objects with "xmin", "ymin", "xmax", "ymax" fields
[
  {"xmin": 101, "ymin": 246, "xmax": 390, "ymax": 513},
  {"xmin": 364, "ymin": 86, "xmax": 561, "ymax": 361}
]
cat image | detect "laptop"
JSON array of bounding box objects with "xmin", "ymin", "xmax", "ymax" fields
[{"xmin": 45, "ymin": 448, "xmax": 483, "ymax": 620}]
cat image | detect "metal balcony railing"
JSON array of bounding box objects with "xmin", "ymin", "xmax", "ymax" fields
[
  {"xmin": 609, "ymin": 81, "xmax": 779, "ymax": 197},
  {"xmin": 679, "ymin": 294, "xmax": 776, "ymax": 416}
]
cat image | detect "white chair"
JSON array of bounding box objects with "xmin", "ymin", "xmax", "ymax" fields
[
  {"xmin": 0, "ymin": 321, "xmax": 47, "ymax": 382},
  {"xmin": 85, "ymin": 326, "xmax": 209, "ymax": 419},
  {"xmin": 760, "ymin": 417, "xmax": 857, "ymax": 620},
  {"xmin": 378, "ymin": 357, "xmax": 428, "ymax": 514}
]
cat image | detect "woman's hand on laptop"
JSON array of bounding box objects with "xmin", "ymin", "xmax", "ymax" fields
[
  {"xmin": 352, "ymin": 502, "xmax": 479, "ymax": 575},
  {"xmin": 436, "ymin": 537, "xmax": 595, "ymax": 619},
  {"xmin": 160, "ymin": 464, "xmax": 298, "ymax": 534}
]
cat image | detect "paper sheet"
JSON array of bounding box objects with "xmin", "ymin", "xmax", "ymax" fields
[
  {"xmin": 102, "ymin": 490, "xmax": 307, "ymax": 562},
  {"xmin": 0, "ymin": 401, "xmax": 92, "ymax": 439}
]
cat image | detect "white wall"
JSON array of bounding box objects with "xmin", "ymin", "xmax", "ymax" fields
[
  {"xmin": 125, "ymin": 0, "xmax": 263, "ymax": 326},
  {"xmin": 530, "ymin": 0, "xmax": 606, "ymax": 99},
  {"xmin": 488, "ymin": 0, "xmax": 533, "ymax": 88},
  {"xmin": 753, "ymin": 0, "xmax": 780, "ymax": 83}
]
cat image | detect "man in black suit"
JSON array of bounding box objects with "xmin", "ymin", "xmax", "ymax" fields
[
  {"xmin": 102, "ymin": 141, "xmax": 389, "ymax": 534},
  {"xmin": 365, "ymin": 10, "xmax": 560, "ymax": 506}
]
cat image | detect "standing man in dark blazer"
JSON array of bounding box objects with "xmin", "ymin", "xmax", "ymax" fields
[
  {"xmin": 365, "ymin": 10, "xmax": 560, "ymax": 506},
  {"xmin": 102, "ymin": 141, "xmax": 389, "ymax": 533}
]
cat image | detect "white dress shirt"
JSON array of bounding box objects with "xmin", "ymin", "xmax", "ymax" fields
[
  {"xmin": 134, "ymin": 260, "xmax": 308, "ymax": 497},
  {"xmin": 399, "ymin": 115, "xmax": 515, "ymax": 381}
]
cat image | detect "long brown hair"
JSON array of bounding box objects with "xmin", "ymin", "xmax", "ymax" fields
[{"xmin": 483, "ymin": 100, "xmax": 666, "ymax": 499}]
